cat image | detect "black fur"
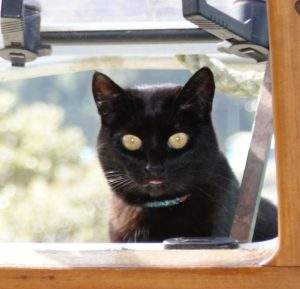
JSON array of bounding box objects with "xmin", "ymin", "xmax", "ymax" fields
[{"xmin": 92, "ymin": 68, "xmax": 277, "ymax": 242}]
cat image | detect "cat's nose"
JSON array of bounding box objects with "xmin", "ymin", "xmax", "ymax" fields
[{"xmin": 145, "ymin": 163, "xmax": 164, "ymax": 176}]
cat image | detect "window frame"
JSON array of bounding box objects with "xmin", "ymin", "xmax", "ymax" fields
[{"xmin": 0, "ymin": 1, "xmax": 299, "ymax": 288}]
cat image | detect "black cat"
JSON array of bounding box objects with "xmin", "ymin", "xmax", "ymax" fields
[{"xmin": 92, "ymin": 67, "xmax": 277, "ymax": 242}]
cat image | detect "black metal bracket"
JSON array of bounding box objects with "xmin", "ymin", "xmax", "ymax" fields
[
  {"xmin": 182, "ymin": 0, "xmax": 269, "ymax": 62},
  {"xmin": 0, "ymin": 0, "xmax": 51, "ymax": 67}
]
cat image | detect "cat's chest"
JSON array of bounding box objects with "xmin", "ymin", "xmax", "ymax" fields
[
  {"xmin": 110, "ymin": 198, "xmax": 215, "ymax": 242},
  {"xmin": 143, "ymin": 205, "xmax": 214, "ymax": 240}
]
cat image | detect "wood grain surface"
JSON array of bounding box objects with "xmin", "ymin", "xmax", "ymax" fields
[
  {"xmin": 0, "ymin": 267, "xmax": 300, "ymax": 289},
  {"xmin": 267, "ymin": 0, "xmax": 300, "ymax": 266}
]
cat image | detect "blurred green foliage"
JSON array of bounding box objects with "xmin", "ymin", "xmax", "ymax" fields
[
  {"xmin": 0, "ymin": 69, "xmax": 191, "ymax": 243},
  {"xmin": 0, "ymin": 91, "xmax": 110, "ymax": 242}
]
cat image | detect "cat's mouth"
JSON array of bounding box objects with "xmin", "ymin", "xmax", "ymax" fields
[{"xmin": 142, "ymin": 178, "xmax": 167, "ymax": 197}]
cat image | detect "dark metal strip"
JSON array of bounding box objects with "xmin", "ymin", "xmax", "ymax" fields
[
  {"xmin": 40, "ymin": 29, "xmax": 217, "ymax": 44},
  {"xmin": 230, "ymin": 62, "xmax": 273, "ymax": 242}
]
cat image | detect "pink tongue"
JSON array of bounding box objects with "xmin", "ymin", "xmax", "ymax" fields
[
  {"xmin": 148, "ymin": 179, "xmax": 162, "ymax": 185},
  {"xmin": 180, "ymin": 195, "xmax": 189, "ymax": 202}
]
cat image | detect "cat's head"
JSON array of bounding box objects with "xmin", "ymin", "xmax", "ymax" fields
[{"xmin": 92, "ymin": 68, "xmax": 220, "ymax": 205}]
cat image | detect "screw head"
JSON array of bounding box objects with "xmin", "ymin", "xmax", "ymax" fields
[{"xmin": 295, "ymin": 0, "xmax": 300, "ymax": 13}]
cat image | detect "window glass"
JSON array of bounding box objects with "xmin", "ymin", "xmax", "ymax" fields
[
  {"xmin": 38, "ymin": 0, "xmax": 196, "ymax": 31},
  {"xmin": 0, "ymin": 58, "xmax": 276, "ymax": 242}
]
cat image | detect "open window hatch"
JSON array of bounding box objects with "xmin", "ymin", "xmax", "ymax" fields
[{"xmin": 0, "ymin": 0, "xmax": 278, "ymax": 270}]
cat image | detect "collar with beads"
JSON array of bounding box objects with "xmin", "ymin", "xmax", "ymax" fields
[{"xmin": 143, "ymin": 194, "xmax": 190, "ymax": 208}]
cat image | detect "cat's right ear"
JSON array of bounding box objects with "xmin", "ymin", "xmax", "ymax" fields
[
  {"xmin": 92, "ymin": 72, "xmax": 124, "ymax": 107},
  {"xmin": 92, "ymin": 72, "xmax": 124, "ymax": 124}
]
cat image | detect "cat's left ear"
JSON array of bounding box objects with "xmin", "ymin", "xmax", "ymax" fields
[{"xmin": 178, "ymin": 67, "xmax": 215, "ymax": 114}]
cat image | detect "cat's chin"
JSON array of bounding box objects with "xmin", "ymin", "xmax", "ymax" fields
[
  {"xmin": 143, "ymin": 182, "xmax": 177, "ymax": 198},
  {"xmin": 116, "ymin": 186, "xmax": 190, "ymax": 207},
  {"xmin": 144, "ymin": 181, "xmax": 163, "ymax": 191}
]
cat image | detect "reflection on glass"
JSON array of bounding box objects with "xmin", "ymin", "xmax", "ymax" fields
[
  {"xmin": 0, "ymin": 65, "xmax": 276, "ymax": 242},
  {"xmin": 38, "ymin": 0, "xmax": 196, "ymax": 30}
]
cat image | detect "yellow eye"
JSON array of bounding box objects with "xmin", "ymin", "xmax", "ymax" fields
[
  {"xmin": 122, "ymin": 134, "xmax": 142, "ymax": 151},
  {"xmin": 168, "ymin": 132, "xmax": 189, "ymax": 150}
]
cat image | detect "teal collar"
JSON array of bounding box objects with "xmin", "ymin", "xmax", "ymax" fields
[{"xmin": 143, "ymin": 194, "xmax": 190, "ymax": 208}]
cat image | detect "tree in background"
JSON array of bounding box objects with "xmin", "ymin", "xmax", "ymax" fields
[{"xmin": 0, "ymin": 91, "xmax": 110, "ymax": 242}]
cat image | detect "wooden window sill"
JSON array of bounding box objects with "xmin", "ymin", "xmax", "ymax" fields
[{"xmin": 0, "ymin": 238, "xmax": 277, "ymax": 269}]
